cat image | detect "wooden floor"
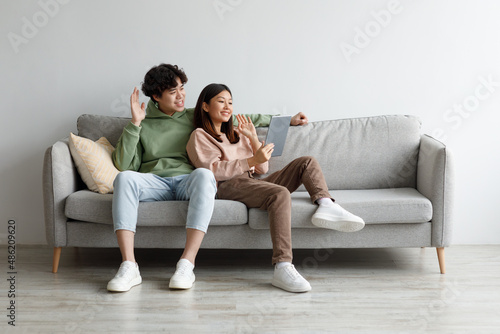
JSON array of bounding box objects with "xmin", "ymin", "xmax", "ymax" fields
[{"xmin": 2, "ymin": 245, "xmax": 500, "ymax": 333}]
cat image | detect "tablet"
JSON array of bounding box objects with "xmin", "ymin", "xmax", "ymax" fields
[{"xmin": 265, "ymin": 115, "xmax": 292, "ymax": 157}]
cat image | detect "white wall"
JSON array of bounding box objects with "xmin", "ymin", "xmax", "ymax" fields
[{"xmin": 1, "ymin": 0, "xmax": 499, "ymax": 245}]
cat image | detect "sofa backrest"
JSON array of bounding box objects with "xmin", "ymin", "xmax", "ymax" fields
[
  {"xmin": 256, "ymin": 114, "xmax": 421, "ymax": 190},
  {"xmin": 77, "ymin": 114, "xmax": 130, "ymax": 147},
  {"xmin": 77, "ymin": 114, "xmax": 421, "ymax": 190}
]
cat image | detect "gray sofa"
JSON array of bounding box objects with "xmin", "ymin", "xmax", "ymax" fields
[{"xmin": 43, "ymin": 114, "xmax": 454, "ymax": 274}]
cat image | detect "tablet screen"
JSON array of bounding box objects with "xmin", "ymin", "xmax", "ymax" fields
[{"xmin": 265, "ymin": 115, "xmax": 291, "ymax": 157}]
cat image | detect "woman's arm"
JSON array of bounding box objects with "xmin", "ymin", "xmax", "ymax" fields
[
  {"xmin": 186, "ymin": 130, "xmax": 253, "ymax": 181},
  {"xmin": 235, "ymin": 115, "xmax": 274, "ymax": 171}
]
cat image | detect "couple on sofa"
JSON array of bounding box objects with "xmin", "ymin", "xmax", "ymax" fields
[{"xmin": 107, "ymin": 64, "xmax": 365, "ymax": 294}]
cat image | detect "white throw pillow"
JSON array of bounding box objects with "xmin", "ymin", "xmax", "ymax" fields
[{"xmin": 68, "ymin": 133, "xmax": 119, "ymax": 194}]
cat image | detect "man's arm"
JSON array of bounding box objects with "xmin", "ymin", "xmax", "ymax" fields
[
  {"xmin": 112, "ymin": 88, "xmax": 145, "ymax": 171},
  {"xmin": 234, "ymin": 113, "xmax": 272, "ymax": 127},
  {"xmin": 233, "ymin": 112, "xmax": 308, "ymax": 127},
  {"xmin": 112, "ymin": 123, "xmax": 143, "ymax": 171},
  {"xmin": 290, "ymin": 112, "xmax": 308, "ymax": 126}
]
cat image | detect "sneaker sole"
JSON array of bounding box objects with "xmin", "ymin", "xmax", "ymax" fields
[
  {"xmin": 107, "ymin": 276, "xmax": 142, "ymax": 292},
  {"xmin": 311, "ymin": 214, "xmax": 365, "ymax": 232},
  {"xmin": 169, "ymin": 276, "xmax": 195, "ymax": 290},
  {"xmin": 169, "ymin": 280, "xmax": 194, "ymax": 290},
  {"xmin": 272, "ymin": 280, "xmax": 312, "ymax": 293}
]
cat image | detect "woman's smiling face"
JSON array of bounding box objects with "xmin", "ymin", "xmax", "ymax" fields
[{"xmin": 203, "ymin": 90, "xmax": 233, "ymax": 128}]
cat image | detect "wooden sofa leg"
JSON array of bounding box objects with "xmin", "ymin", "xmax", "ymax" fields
[
  {"xmin": 436, "ymin": 247, "xmax": 446, "ymax": 274},
  {"xmin": 52, "ymin": 247, "xmax": 62, "ymax": 273}
]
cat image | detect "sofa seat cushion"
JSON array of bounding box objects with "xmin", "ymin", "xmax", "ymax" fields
[
  {"xmin": 65, "ymin": 190, "xmax": 248, "ymax": 227},
  {"xmin": 248, "ymin": 188, "xmax": 433, "ymax": 229}
]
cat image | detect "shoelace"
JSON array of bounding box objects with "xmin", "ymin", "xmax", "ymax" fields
[
  {"xmin": 175, "ymin": 263, "xmax": 192, "ymax": 276},
  {"xmin": 116, "ymin": 263, "xmax": 135, "ymax": 278},
  {"xmin": 284, "ymin": 265, "xmax": 300, "ymax": 280}
]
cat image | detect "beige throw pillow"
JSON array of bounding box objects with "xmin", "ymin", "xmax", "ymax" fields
[{"xmin": 68, "ymin": 133, "xmax": 119, "ymax": 194}]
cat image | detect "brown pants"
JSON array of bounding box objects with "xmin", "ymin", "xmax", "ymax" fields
[{"xmin": 216, "ymin": 156, "xmax": 332, "ymax": 264}]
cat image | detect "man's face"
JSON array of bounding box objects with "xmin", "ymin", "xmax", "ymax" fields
[{"xmin": 154, "ymin": 76, "xmax": 186, "ymax": 116}]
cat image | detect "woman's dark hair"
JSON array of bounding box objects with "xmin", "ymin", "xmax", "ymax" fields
[
  {"xmin": 141, "ymin": 64, "xmax": 188, "ymax": 102},
  {"xmin": 194, "ymin": 83, "xmax": 239, "ymax": 144}
]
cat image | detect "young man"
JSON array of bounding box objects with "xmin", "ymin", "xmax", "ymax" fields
[{"xmin": 107, "ymin": 64, "xmax": 308, "ymax": 292}]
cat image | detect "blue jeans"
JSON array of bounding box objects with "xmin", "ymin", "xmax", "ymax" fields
[{"xmin": 112, "ymin": 168, "xmax": 217, "ymax": 233}]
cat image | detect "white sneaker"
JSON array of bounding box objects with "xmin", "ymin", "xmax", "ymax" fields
[
  {"xmin": 272, "ymin": 264, "xmax": 311, "ymax": 293},
  {"xmin": 311, "ymin": 203, "xmax": 365, "ymax": 232},
  {"xmin": 169, "ymin": 259, "xmax": 195, "ymax": 289},
  {"xmin": 107, "ymin": 261, "xmax": 142, "ymax": 292}
]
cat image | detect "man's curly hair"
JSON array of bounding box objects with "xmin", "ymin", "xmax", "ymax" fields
[{"xmin": 141, "ymin": 64, "xmax": 188, "ymax": 101}]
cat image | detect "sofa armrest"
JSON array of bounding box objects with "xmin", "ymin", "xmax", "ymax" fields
[
  {"xmin": 43, "ymin": 137, "xmax": 79, "ymax": 247},
  {"xmin": 417, "ymin": 134, "xmax": 455, "ymax": 247}
]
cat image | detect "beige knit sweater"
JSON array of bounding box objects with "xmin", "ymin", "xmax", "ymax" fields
[{"xmin": 186, "ymin": 128, "xmax": 269, "ymax": 183}]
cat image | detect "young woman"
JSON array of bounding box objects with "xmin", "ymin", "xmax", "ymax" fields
[{"xmin": 186, "ymin": 84, "xmax": 365, "ymax": 293}]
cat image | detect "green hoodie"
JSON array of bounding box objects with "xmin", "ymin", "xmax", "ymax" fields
[{"xmin": 112, "ymin": 99, "xmax": 272, "ymax": 177}]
